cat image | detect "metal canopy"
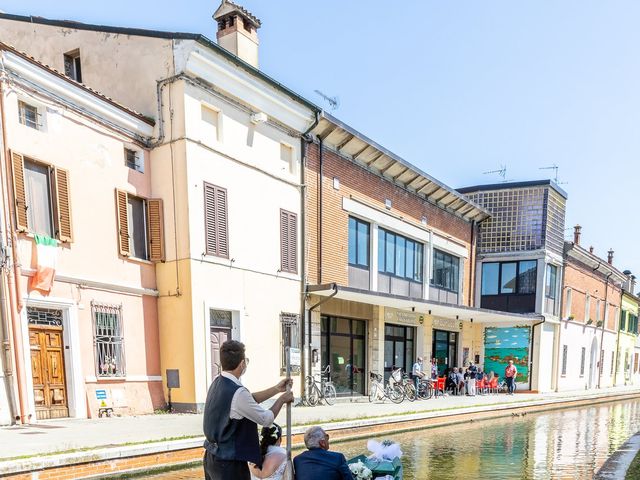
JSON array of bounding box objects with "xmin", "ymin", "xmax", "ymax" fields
[{"xmin": 313, "ymin": 113, "xmax": 491, "ymax": 223}]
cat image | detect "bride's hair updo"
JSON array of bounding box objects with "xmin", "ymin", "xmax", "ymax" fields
[{"xmin": 260, "ymin": 423, "xmax": 282, "ymax": 457}]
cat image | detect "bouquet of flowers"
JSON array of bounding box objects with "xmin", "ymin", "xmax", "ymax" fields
[
  {"xmin": 348, "ymin": 459, "xmax": 373, "ymax": 479},
  {"xmin": 367, "ymin": 439, "xmax": 403, "ymax": 461}
]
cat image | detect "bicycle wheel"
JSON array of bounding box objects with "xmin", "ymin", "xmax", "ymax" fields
[
  {"xmin": 388, "ymin": 385, "xmax": 404, "ymax": 404},
  {"xmin": 307, "ymin": 387, "xmax": 319, "ymax": 407},
  {"xmin": 323, "ymin": 383, "xmax": 337, "ymax": 406},
  {"xmin": 404, "ymin": 383, "xmax": 417, "ymax": 402},
  {"xmin": 369, "ymin": 382, "xmax": 379, "ymax": 403}
]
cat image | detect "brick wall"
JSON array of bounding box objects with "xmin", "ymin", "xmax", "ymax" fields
[
  {"xmin": 305, "ymin": 142, "xmax": 475, "ymax": 305},
  {"xmin": 564, "ymin": 256, "xmax": 622, "ymax": 331}
]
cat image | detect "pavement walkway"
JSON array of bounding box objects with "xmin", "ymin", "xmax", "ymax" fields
[{"xmin": 4, "ymin": 385, "xmax": 640, "ymax": 461}]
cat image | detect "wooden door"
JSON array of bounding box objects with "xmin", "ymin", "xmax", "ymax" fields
[
  {"xmin": 29, "ymin": 326, "xmax": 69, "ymax": 420},
  {"xmin": 210, "ymin": 328, "xmax": 230, "ymax": 382}
]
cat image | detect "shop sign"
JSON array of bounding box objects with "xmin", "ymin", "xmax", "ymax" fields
[
  {"xmin": 384, "ymin": 308, "xmax": 418, "ymax": 325},
  {"xmin": 289, "ymin": 347, "xmax": 301, "ymax": 367},
  {"xmin": 432, "ymin": 317, "xmax": 460, "ymax": 331}
]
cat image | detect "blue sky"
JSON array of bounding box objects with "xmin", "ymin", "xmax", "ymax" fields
[{"xmin": 3, "ymin": 1, "xmax": 639, "ymax": 278}]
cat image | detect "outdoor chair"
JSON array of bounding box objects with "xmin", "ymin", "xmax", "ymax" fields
[
  {"xmin": 435, "ymin": 377, "xmax": 446, "ymax": 397},
  {"xmin": 489, "ymin": 377, "xmax": 499, "ymax": 393}
]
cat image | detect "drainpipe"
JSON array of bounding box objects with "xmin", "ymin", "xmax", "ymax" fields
[
  {"xmin": 317, "ymin": 138, "xmax": 323, "ymax": 284},
  {"xmin": 299, "ymin": 112, "xmax": 320, "ymax": 397},
  {"xmin": 553, "ymin": 259, "xmax": 568, "ymax": 392},
  {"xmin": 528, "ymin": 316, "xmax": 546, "ymax": 392},
  {"xmin": 468, "ymin": 220, "xmax": 475, "ymax": 306},
  {"xmin": 0, "ymin": 77, "xmax": 27, "ymax": 423},
  {"xmin": 597, "ymin": 272, "xmax": 612, "ymax": 389}
]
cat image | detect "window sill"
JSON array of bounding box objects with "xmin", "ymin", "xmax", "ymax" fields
[
  {"xmin": 123, "ymin": 255, "xmax": 153, "ymax": 266},
  {"xmin": 95, "ymin": 376, "xmax": 127, "ymax": 381}
]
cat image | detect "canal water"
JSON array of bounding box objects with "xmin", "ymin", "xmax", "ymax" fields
[{"xmin": 144, "ymin": 398, "xmax": 640, "ymax": 479}]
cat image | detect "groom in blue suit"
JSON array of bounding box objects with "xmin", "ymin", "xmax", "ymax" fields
[{"xmin": 293, "ymin": 426, "xmax": 352, "ymax": 480}]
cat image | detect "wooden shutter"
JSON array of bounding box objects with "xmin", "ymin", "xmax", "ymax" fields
[
  {"xmin": 10, "ymin": 151, "xmax": 28, "ymax": 232},
  {"xmin": 204, "ymin": 183, "xmax": 228, "ymax": 258},
  {"xmin": 115, "ymin": 189, "xmax": 130, "ymax": 256},
  {"xmin": 280, "ymin": 209, "xmax": 297, "ymax": 273},
  {"xmin": 146, "ymin": 199, "xmax": 164, "ymax": 262},
  {"xmin": 53, "ymin": 167, "xmax": 73, "ymax": 242}
]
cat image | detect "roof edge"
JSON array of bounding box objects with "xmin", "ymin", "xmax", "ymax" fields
[{"xmin": 458, "ymin": 179, "xmax": 568, "ymax": 199}]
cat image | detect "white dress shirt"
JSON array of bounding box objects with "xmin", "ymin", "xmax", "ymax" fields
[{"xmin": 221, "ymin": 371, "xmax": 274, "ymax": 426}]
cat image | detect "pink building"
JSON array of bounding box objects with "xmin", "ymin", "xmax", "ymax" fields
[{"xmin": 0, "ymin": 43, "xmax": 164, "ymax": 423}]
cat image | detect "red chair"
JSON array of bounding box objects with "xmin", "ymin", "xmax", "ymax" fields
[
  {"xmin": 477, "ymin": 378, "xmax": 486, "ymax": 395},
  {"xmin": 489, "ymin": 377, "xmax": 499, "ymax": 394},
  {"xmin": 436, "ymin": 377, "xmax": 446, "ymax": 397}
]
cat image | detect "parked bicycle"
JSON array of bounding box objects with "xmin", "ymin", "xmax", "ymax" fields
[
  {"xmin": 368, "ymin": 372, "xmax": 404, "ymax": 403},
  {"xmin": 416, "ymin": 377, "xmax": 434, "ymax": 400},
  {"xmin": 392, "ymin": 368, "xmax": 417, "ymax": 402},
  {"xmin": 302, "ymin": 365, "xmax": 337, "ymax": 406}
]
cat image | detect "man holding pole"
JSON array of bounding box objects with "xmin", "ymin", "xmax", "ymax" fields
[{"xmin": 203, "ymin": 340, "xmax": 293, "ymax": 480}]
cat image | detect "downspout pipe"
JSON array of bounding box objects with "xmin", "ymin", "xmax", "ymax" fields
[
  {"xmin": 317, "ymin": 137, "xmax": 323, "ymax": 285},
  {"xmin": 597, "ymin": 272, "xmax": 612, "ymax": 389},
  {"xmin": 528, "ymin": 315, "xmax": 546, "ymax": 392},
  {"xmin": 554, "ymin": 259, "xmax": 568, "ymax": 392},
  {"xmin": 468, "ymin": 220, "xmax": 476, "ymax": 306},
  {"xmin": 299, "ymin": 111, "xmax": 320, "ymax": 397},
  {"xmin": 307, "ymin": 283, "xmax": 338, "ymax": 312},
  {"xmin": 0, "ymin": 74, "xmax": 27, "ymax": 423}
]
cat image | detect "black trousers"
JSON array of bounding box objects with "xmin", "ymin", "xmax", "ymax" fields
[{"xmin": 203, "ymin": 451, "xmax": 250, "ymax": 480}]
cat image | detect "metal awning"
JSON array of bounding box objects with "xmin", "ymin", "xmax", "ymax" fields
[
  {"xmin": 307, "ymin": 284, "xmax": 543, "ymax": 325},
  {"xmin": 312, "ymin": 112, "xmax": 491, "ymax": 223}
]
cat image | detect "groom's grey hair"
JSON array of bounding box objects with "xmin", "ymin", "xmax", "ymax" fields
[{"xmin": 304, "ymin": 426, "xmax": 326, "ymax": 449}]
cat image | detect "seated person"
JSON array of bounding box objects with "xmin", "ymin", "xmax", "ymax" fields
[
  {"xmin": 293, "ymin": 426, "xmax": 352, "ymax": 480},
  {"xmin": 446, "ymin": 367, "xmax": 459, "ymax": 393},
  {"xmin": 455, "ymin": 369, "xmax": 465, "ymax": 395},
  {"xmin": 249, "ymin": 424, "xmax": 291, "ymax": 480}
]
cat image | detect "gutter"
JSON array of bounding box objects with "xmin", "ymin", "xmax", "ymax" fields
[{"xmin": 307, "ymin": 283, "xmax": 339, "ymax": 312}]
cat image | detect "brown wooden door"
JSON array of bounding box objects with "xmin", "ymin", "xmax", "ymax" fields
[
  {"xmin": 210, "ymin": 328, "xmax": 230, "ymax": 382},
  {"xmin": 29, "ymin": 326, "xmax": 69, "ymax": 420}
]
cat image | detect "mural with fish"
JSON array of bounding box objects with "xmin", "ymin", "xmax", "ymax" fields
[{"xmin": 483, "ymin": 326, "xmax": 530, "ymax": 383}]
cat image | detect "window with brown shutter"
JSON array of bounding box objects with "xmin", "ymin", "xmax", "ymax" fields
[
  {"xmin": 10, "ymin": 151, "xmax": 73, "ymax": 242},
  {"xmin": 280, "ymin": 209, "xmax": 297, "ymax": 274},
  {"xmin": 204, "ymin": 182, "xmax": 229, "ymax": 258},
  {"xmin": 115, "ymin": 189, "xmax": 164, "ymax": 262}
]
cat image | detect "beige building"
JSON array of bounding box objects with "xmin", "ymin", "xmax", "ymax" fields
[{"xmin": 0, "ymin": 2, "xmax": 318, "ymax": 411}]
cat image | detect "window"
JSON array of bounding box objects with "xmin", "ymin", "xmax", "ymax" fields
[
  {"xmin": 481, "ymin": 260, "xmax": 538, "ymax": 296},
  {"xmin": 63, "ymin": 50, "xmax": 82, "ymax": 82},
  {"xmin": 280, "ymin": 313, "xmax": 299, "ymax": 371},
  {"xmin": 116, "ymin": 189, "xmax": 164, "ymax": 261},
  {"xmin": 585, "ymin": 296, "xmax": 591, "ymax": 322},
  {"xmin": 620, "ymin": 309, "xmax": 627, "ymax": 331},
  {"xmin": 280, "ymin": 209, "xmax": 297, "ymax": 274},
  {"xmin": 580, "ymin": 347, "xmax": 586, "ymax": 376},
  {"xmin": 12, "ymin": 153, "xmax": 72, "ymax": 241},
  {"xmin": 628, "ymin": 313, "xmax": 639, "ymax": 334},
  {"xmin": 565, "ymin": 289, "xmax": 572, "ymax": 318},
  {"xmin": 596, "ymin": 300, "xmax": 602, "ymax": 322},
  {"xmin": 545, "ymin": 264, "xmax": 558, "ymax": 299},
  {"xmin": 378, "ymin": 229, "xmax": 423, "ymax": 282},
  {"xmin": 93, "ymin": 303, "xmax": 125, "ymax": 377},
  {"xmin": 432, "ymin": 249, "xmax": 459, "ymax": 292},
  {"xmin": 611, "ymin": 351, "xmax": 615, "ymax": 375},
  {"xmin": 280, "ymin": 143, "xmax": 294, "ymax": 174},
  {"xmin": 204, "ymin": 182, "xmax": 228, "ymax": 258},
  {"xmin": 561, "ymin": 345, "xmax": 568, "ymax": 376},
  {"xmin": 18, "ymin": 101, "xmax": 40, "ymax": 130},
  {"xmin": 348, "ymin": 217, "xmax": 370, "ymax": 268},
  {"xmin": 201, "ymin": 104, "xmax": 220, "ymax": 142},
  {"xmin": 124, "ymin": 148, "xmax": 144, "ymax": 173}
]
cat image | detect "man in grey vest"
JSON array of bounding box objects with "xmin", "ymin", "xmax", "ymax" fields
[{"xmin": 203, "ymin": 340, "xmax": 293, "ymax": 479}]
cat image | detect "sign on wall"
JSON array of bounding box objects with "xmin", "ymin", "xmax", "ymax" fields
[
  {"xmin": 384, "ymin": 308, "xmax": 419, "ymax": 325},
  {"xmin": 432, "ymin": 317, "xmax": 460, "ymax": 331}
]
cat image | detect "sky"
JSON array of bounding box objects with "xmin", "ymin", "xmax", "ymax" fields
[{"xmin": 2, "ymin": 1, "xmax": 639, "ymax": 276}]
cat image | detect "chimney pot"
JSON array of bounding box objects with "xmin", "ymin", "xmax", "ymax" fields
[
  {"xmin": 589, "ymin": 246, "xmax": 594, "ymax": 254},
  {"xmin": 573, "ymin": 225, "xmax": 582, "ymax": 245},
  {"xmin": 607, "ymin": 249, "xmax": 614, "ymax": 265}
]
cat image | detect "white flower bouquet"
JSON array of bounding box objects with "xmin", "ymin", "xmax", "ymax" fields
[{"xmin": 348, "ymin": 459, "xmax": 373, "ymax": 479}]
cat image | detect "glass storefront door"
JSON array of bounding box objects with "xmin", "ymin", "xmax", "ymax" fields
[
  {"xmin": 321, "ymin": 316, "xmax": 366, "ymax": 396},
  {"xmin": 384, "ymin": 324, "xmax": 415, "ymax": 381},
  {"xmin": 432, "ymin": 329, "xmax": 458, "ymax": 376}
]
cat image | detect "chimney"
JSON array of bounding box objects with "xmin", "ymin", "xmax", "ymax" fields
[
  {"xmin": 632, "ymin": 275, "xmax": 637, "ymax": 295},
  {"xmin": 213, "ymin": 0, "xmax": 261, "ymax": 68},
  {"xmin": 589, "ymin": 246, "xmax": 594, "ymax": 254},
  {"xmin": 607, "ymin": 249, "xmax": 614, "ymax": 265},
  {"xmin": 573, "ymin": 225, "xmax": 581, "ymax": 245}
]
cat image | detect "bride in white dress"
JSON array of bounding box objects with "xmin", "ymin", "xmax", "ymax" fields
[{"xmin": 249, "ymin": 423, "xmax": 292, "ymax": 480}]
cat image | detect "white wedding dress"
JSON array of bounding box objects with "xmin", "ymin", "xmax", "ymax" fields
[{"xmin": 251, "ymin": 445, "xmax": 291, "ymax": 480}]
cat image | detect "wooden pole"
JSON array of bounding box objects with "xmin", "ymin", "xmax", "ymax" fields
[{"xmin": 285, "ymin": 346, "xmax": 292, "ymax": 463}]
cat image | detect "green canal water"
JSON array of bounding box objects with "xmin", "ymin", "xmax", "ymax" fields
[{"xmin": 144, "ymin": 398, "xmax": 640, "ymax": 479}]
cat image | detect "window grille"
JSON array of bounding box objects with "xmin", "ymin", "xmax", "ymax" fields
[
  {"xmin": 125, "ymin": 148, "xmax": 143, "ymax": 173},
  {"xmin": 93, "ymin": 302, "xmax": 125, "ymax": 377},
  {"xmin": 280, "ymin": 312, "xmax": 300, "ymax": 371},
  {"xmin": 561, "ymin": 345, "xmax": 568, "ymax": 375},
  {"xmin": 210, "ymin": 309, "xmax": 232, "ymax": 328},
  {"xmin": 580, "ymin": 347, "xmax": 586, "ymax": 376},
  {"xmin": 27, "ymin": 307, "xmax": 63, "ymax": 326}
]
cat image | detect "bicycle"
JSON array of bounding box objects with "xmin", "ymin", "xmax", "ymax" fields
[
  {"xmin": 302, "ymin": 365, "xmax": 337, "ymax": 406},
  {"xmin": 415, "ymin": 376, "xmax": 435, "ymax": 400},
  {"xmin": 368, "ymin": 372, "xmax": 404, "ymax": 403},
  {"xmin": 392, "ymin": 368, "xmax": 416, "ymax": 402}
]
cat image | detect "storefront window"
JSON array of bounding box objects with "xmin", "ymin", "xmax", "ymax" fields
[
  {"xmin": 384, "ymin": 324, "xmax": 415, "ymax": 381},
  {"xmin": 321, "ymin": 316, "xmax": 366, "ymax": 396}
]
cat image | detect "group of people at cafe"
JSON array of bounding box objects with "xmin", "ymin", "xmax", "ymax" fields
[{"xmin": 411, "ymin": 356, "xmax": 518, "ymax": 396}]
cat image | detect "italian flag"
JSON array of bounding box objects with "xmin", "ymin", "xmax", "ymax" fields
[{"xmin": 31, "ymin": 234, "xmax": 57, "ymax": 294}]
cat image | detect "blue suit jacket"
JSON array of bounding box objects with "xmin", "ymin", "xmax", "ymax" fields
[{"xmin": 293, "ymin": 448, "xmax": 352, "ymax": 480}]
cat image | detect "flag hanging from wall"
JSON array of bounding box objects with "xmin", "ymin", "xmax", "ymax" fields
[{"xmin": 31, "ymin": 234, "xmax": 57, "ymax": 294}]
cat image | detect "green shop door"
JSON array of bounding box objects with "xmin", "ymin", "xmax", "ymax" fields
[{"xmin": 432, "ymin": 329, "xmax": 458, "ymax": 376}]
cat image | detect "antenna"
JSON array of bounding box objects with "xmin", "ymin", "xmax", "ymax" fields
[
  {"xmin": 483, "ymin": 165, "xmax": 507, "ymax": 180},
  {"xmin": 539, "ymin": 164, "xmax": 567, "ymax": 184},
  {"xmin": 314, "ymin": 90, "xmax": 340, "ymax": 110}
]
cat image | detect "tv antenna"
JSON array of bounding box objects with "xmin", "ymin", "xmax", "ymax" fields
[
  {"xmin": 539, "ymin": 164, "xmax": 567, "ymax": 185},
  {"xmin": 483, "ymin": 164, "xmax": 507, "ymax": 181},
  {"xmin": 314, "ymin": 90, "xmax": 340, "ymax": 110}
]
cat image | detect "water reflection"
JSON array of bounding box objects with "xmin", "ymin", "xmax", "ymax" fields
[{"xmin": 144, "ymin": 399, "xmax": 640, "ymax": 480}]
